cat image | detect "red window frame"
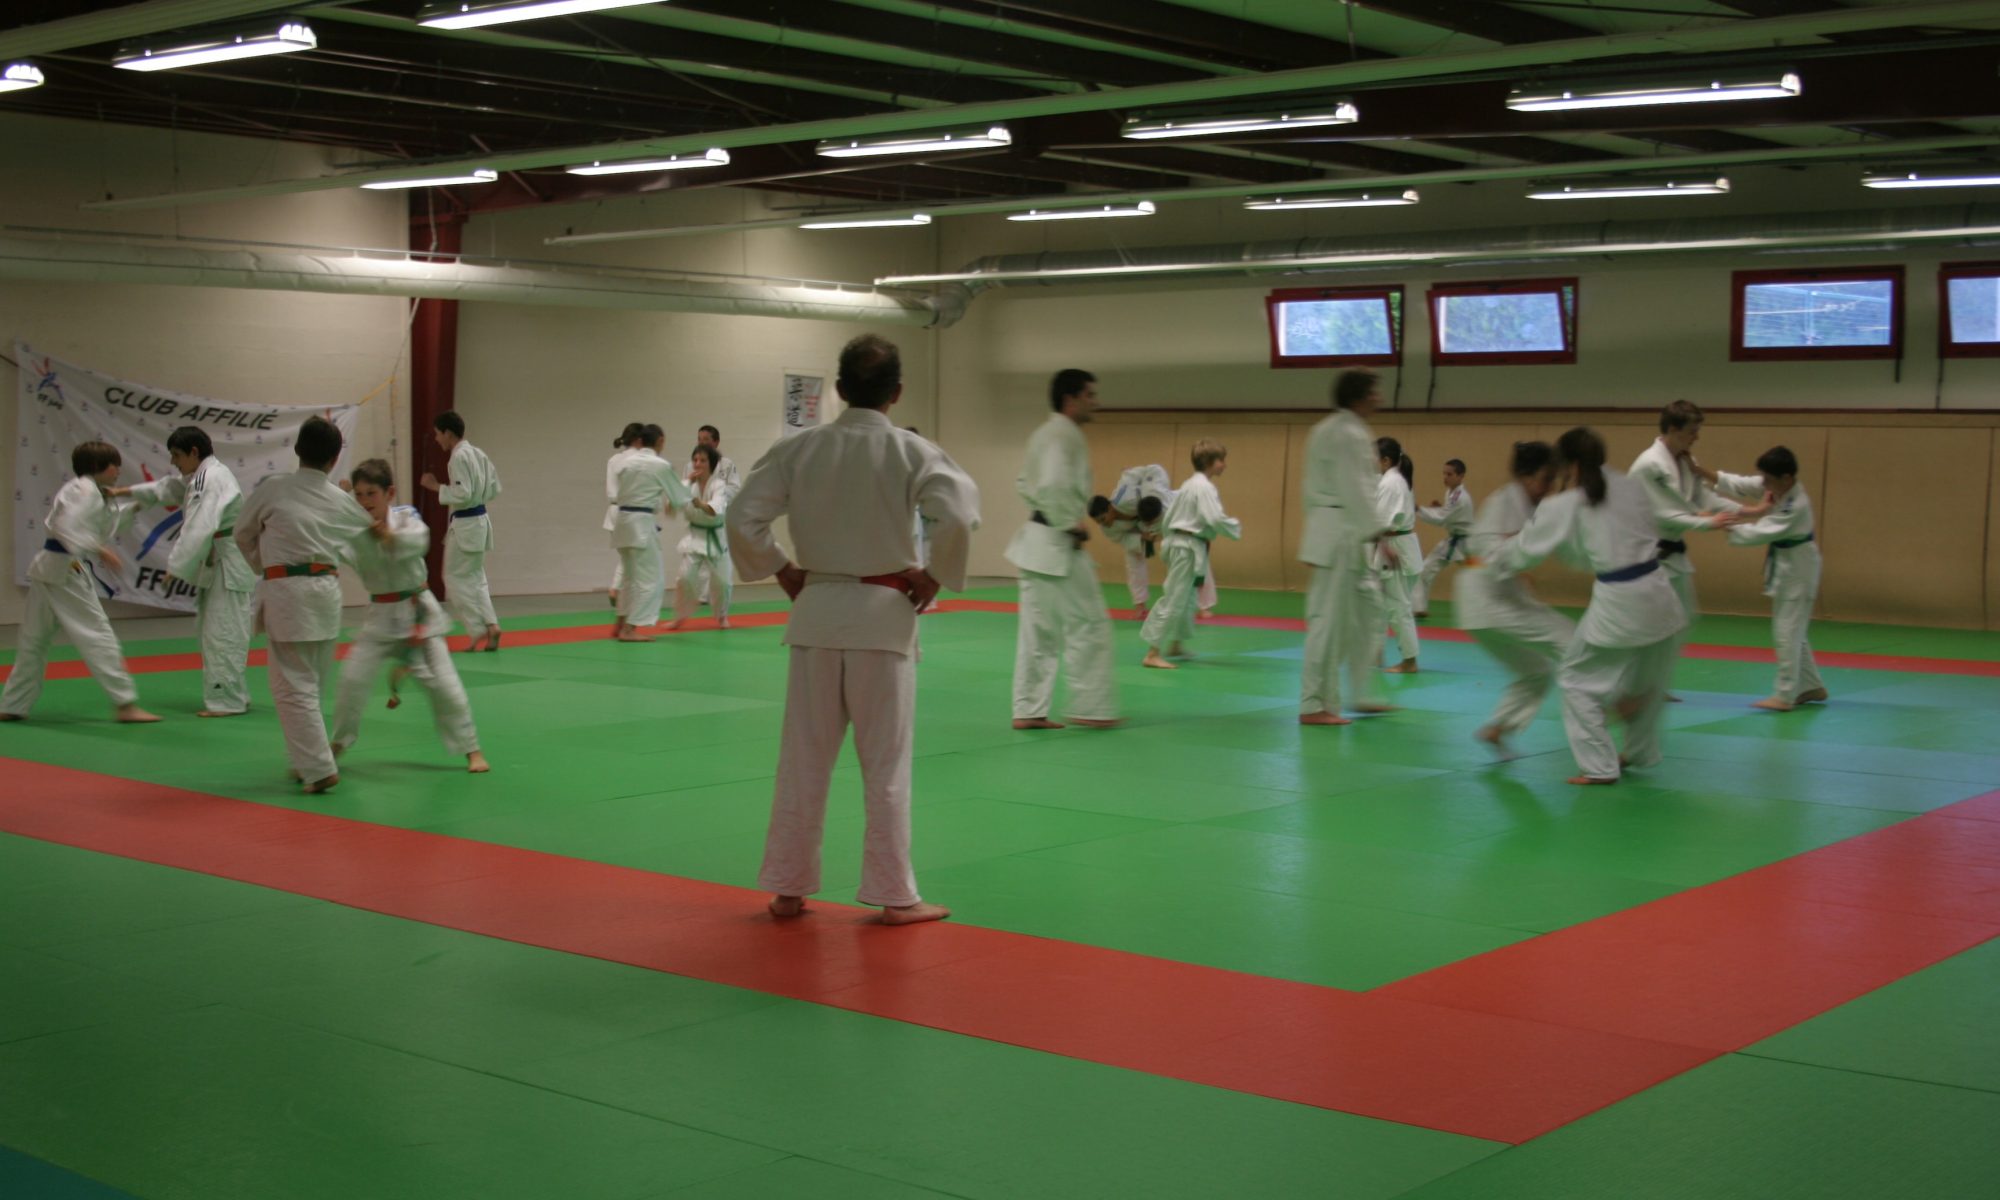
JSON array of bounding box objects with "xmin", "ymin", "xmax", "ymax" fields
[
  {"xmin": 1730, "ymin": 266, "xmax": 1904, "ymax": 362},
  {"xmin": 1940, "ymin": 261, "xmax": 2000, "ymax": 359},
  {"xmin": 1265, "ymin": 285, "xmax": 1403, "ymax": 369},
  {"xmin": 1426, "ymin": 277, "xmax": 1578, "ymax": 366}
]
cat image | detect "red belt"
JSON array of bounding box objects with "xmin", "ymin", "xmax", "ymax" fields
[{"xmin": 860, "ymin": 573, "xmax": 913, "ymax": 595}]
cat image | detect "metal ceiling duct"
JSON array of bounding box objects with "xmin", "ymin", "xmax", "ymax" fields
[{"xmin": 0, "ymin": 230, "xmax": 943, "ymax": 326}]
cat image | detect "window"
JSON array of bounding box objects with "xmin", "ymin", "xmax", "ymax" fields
[
  {"xmin": 1731, "ymin": 267, "xmax": 1903, "ymax": 362},
  {"xmin": 1265, "ymin": 285, "xmax": 1402, "ymax": 368},
  {"xmin": 1426, "ymin": 278, "xmax": 1577, "ymax": 365},
  {"xmin": 1941, "ymin": 262, "xmax": 2000, "ymax": 358}
]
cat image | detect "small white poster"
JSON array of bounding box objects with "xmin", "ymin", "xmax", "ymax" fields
[{"xmin": 781, "ymin": 369, "xmax": 824, "ymax": 439}]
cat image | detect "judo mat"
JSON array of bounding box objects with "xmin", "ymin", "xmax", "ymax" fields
[{"xmin": 2, "ymin": 586, "xmax": 1997, "ymax": 1198}]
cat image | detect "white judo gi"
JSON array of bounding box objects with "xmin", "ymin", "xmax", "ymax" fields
[
  {"xmin": 1630, "ymin": 437, "xmax": 1739, "ymax": 643},
  {"xmin": 604, "ymin": 444, "xmax": 641, "ymax": 595},
  {"xmin": 1374, "ymin": 469, "xmax": 1423, "ymax": 664},
  {"xmin": 610, "ymin": 449, "xmax": 690, "ymax": 631},
  {"xmin": 1005, "ymin": 413, "xmax": 1119, "ymax": 722},
  {"xmin": 728, "ymin": 405, "xmax": 981, "ymax": 908},
  {"xmin": 330, "ymin": 505, "xmax": 478, "ymax": 760},
  {"xmin": 1103, "ymin": 464, "xmax": 1218, "ymax": 612},
  {"xmin": 235, "ymin": 469, "xmax": 376, "ymax": 784},
  {"xmin": 126, "ymin": 457, "xmax": 256, "ymax": 714},
  {"xmin": 1415, "ymin": 483, "xmax": 1475, "ymax": 612},
  {"xmin": 1298, "ymin": 409, "xmax": 1389, "ymax": 716},
  {"xmin": 437, "ymin": 440, "xmax": 501, "ymax": 636},
  {"xmin": 1719, "ymin": 477, "xmax": 1825, "ymax": 703},
  {"xmin": 1491, "ymin": 468, "xmax": 1688, "ymax": 781},
  {"xmin": 674, "ymin": 473, "xmax": 734, "ymax": 623},
  {"xmin": 1455, "ymin": 482, "xmax": 1577, "ymax": 735},
  {"xmin": 0, "ymin": 478, "xmax": 143, "ymax": 717},
  {"xmin": 1139, "ymin": 470, "xmax": 1239, "ymax": 652}
]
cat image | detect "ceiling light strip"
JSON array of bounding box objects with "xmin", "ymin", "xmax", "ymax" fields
[
  {"xmin": 417, "ymin": 0, "xmax": 664, "ymax": 30},
  {"xmin": 113, "ymin": 20, "xmax": 316, "ymax": 72}
]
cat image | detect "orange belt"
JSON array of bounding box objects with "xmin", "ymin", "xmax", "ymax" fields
[{"xmin": 264, "ymin": 563, "xmax": 336, "ymax": 580}]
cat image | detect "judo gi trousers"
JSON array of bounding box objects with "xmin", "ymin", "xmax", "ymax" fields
[
  {"xmin": 332, "ymin": 633, "xmax": 478, "ymax": 758},
  {"xmin": 0, "ymin": 570, "xmax": 139, "ymax": 715},
  {"xmin": 1379, "ymin": 569, "xmax": 1420, "ymax": 662},
  {"xmin": 1470, "ymin": 619, "xmax": 1573, "ymax": 734},
  {"xmin": 1140, "ymin": 542, "xmax": 1203, "ymax": 650},
  {"xmin": 1300, "ymin": 560, "xmax": 1384, "ymax": 715},
  {"xmin": 1013, "ymin": 560, "xmax": 1119, "ymax": 721},
  {"xmin": 444, "ymin": 536, "xmax": 497, "ymax": 633},
  {"xmin": 1771, "ymin": 587, "xmax": 1824, "ymax": 701},
  {"xmin": 759, "ymin": 647, "xmax": 921, "ymax": 908},
  {"xmin": 617, "ymin": 543, "xmax": 665, "ymax": 629},
  {"xmin": 1417, "ymin": 536, "xmax": 1467, "ymax": 610},
  {"xmin": 1665, "ymin": 564, "xmax": 1697, "ymax": 666},
  {"xmin": 1558, "ymin": 635, "xmax": 1675, "ymax": 780},
  {"xmin": 267, "ymin": 638, "xmax": 338, "ymax": 783},
  {"xmin": 674, "ymin": 551, "xmax": 733, "ymax": 622},
  {"xmin": 193, "ymin": 585, "xmax": 254, "ymax": 714},
  {"xmin": 1123, "ymin": 550, "xmax": 1216, "ymax": 611}
]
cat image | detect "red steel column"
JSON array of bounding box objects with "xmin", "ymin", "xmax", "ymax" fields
[{"xmin": 409, "ymin": 203, "xmax": 464, "ymax": 595}]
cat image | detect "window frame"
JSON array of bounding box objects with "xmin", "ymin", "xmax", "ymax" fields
[
  {"xmin": 1425, "ymin": 277, "xmax": 1579, "ymax": 367},
  {"xmin": 1264, "ymin": 284, "xmax": 1404, "ymax": 370},
  {"xmin": 1729, "ymin": 266, "xmax": 1904, "ymax": 363},
  {"xmin": 1939, "ymin": 261, "xmax": 2000, "ymax": 360}
]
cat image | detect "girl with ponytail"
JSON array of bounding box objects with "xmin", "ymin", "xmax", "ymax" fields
[
  {"xmin": 1485, "ymin": 427, "xmax": 1686, "ymax": 784},
  {"xmin": 1373, "ymin": 437, "xmax": 1424, "ymax": 673}
]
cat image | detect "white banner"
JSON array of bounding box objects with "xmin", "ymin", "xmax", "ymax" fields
[
  {"xmin": 780, "ymin": 369, "xmax": 824, "ymax": 439},
  {"xmin": 13, "ymin": 342, "xmax": 361, "ymax": 613}
]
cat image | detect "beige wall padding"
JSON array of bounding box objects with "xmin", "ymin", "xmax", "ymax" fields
[{"xmin": 1089, "ymin": 410, "xmax": 2000, "ymax": 630}]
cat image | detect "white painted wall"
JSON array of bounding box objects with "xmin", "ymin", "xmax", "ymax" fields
[{"xmin": 0, "ymin": 112, "xmax": 410, "ymax": 624}]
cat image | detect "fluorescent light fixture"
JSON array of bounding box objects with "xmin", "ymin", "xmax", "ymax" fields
[
  {"xmin": 816, "ymin": 126, "xmax": 1011, "ymax": 159},
  {"xmin": 799, "ymin": 213, "xmax": 932, "ymax": 229},
  {"xmin": 1508, "ymin": 70, "xmax": 1799, "ymax": 112},
  {"xmin": 1006, "ymin": 202, "xmax": 1156, "ymax": 222},
  {"xmin": 1123, "ymin": 102, "xmax": 1358, "ymax": 140},
  {"xmin": 114, "ymin": 21, "xmax": 317, "ymax": 72},
  {"xmin": 360, "ymin": 169, "xmax": 499, "ymax": 190},
  {"xmin": 1862, "ymin": 168, "xmax": 2000, "ymax": 190},
  {"xmin": 1528, "ymin": 177, "xmax": 1730, "ymax": 199},
  {"xmin": 1, "ymin": 62, "xmax": 45, "ymax": 93},
  {"xmin": 418, "ymin": 0, "xmax": 664, "ymax": 30},
  {"xmin": 1244, "ymin": 190, "xmax": 1418, "ymax": 210},
  {"xmin": 565, "ymin": 149, "xmax": 730, "ymax": 175}
]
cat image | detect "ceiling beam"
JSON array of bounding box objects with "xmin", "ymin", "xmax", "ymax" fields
[
  {"xmin": 901, "ymin": 0, "xmax": 1382, "ymax": 72},
  {"xmin": 1354, "ymin": 0, "xmax": 1593, "ymax": 45},
  {"xmin": 0, "ymin": 0, "xmax": 308, "ymax": 58}
]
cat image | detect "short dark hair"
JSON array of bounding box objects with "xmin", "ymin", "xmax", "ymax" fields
[
  {"xmin": 1445, "ymin": 458, "xmax": 1466, "ymax": 475},
  {"xmin": 350, "ymin": 458, "xmax": 394, "ymax": 490},
  {"xmin": 1050, "ymin": 368, "xmax": 1095, "ymax": 412},
  {"xmin": 1756, "ymin": 445, "xmax": 1800, "ymax": 478},
  {"xmin": 434, "ymin": 410, "xmax": 466, "ymax": 438},
  {"xmin": 72, "ymin": 440, "xmax": 121, "ymax": 476},
  {"xmin": 166, "ymin": 426, "xmax": 214, "ymax": 460},
  {"xmin": 1136, "ymin": 495, "xmax": 1164, "ymax": 523},
  {"xmin": 616, "ymin": 422, "xmax": 644, "ymax": 448},
  {"xmin": 1510, "ymin": 440, "xmax": 1554, "ymax": 478},
  {"xmin": 838, "ymin": 334, "xmax": 903, "ymax": 409},
  {"xmin": 699, "ymin": 424, "xmax": 721, "ymax": 443},
  {"xmin": 1088, "ymin": 495, "xmax": 1112, "ymax": 519},
  {"xmin": 1333, "ymin": 369, "xmax": 1378, "ymax": 410},
  {"xmin": 640, "ymin": 423, "xmax": 664, "ymax": 449},
  {"xmin": 1192, "ymin": 439, "xmax": 1227, "ymax": 473},
  {"xmin": 691, "ymin": 443, "xmax": 720, "ymax": 470},
  {"xmin": 1660, "ymin": 399, "xmax": 1704, "ymax": 434},
  {"xmin": 296, "ymin": 417, "xmax": 344, "ymax": 469}
]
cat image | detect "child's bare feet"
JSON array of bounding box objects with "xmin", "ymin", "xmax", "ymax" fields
[
  {"xmin": 1012, "ymin": 718, "xmax": 1065, "ymax": 729},
  {"xmin": 1752, "ymin": 696, "xmax": 1794, "ymax": 711},
  {"xmin": 1300, "ymin": 711, "xmax": 1351, "ymax": 726},
  {"xmin": 610, "ymin": 618, "xmax": 626, "ymax": 640},
  {"xmin": 115, "ymin": 705, "xmax": 161, "ymax": 724},
  {"xmin": 665, "ymin": 619, "xmax": 684, "ymax": 631},
  {"xmin": 617, "ymin": 630, "xmax": 656, "ymax": 643},
  {"xmin": 1567, "ymin": 774, "xmax": 1618, "ymax": 786},
  {"xmin": 1383, "ymin": 660, "xmax": 1419, "ymax": 674},
  {"xmin": 1795, "ymin": 688, "xmax": 1830, "ymax": 704},
  {"xmin": 881, "ymin": 901, "xmax": 950, "ymax": 926},
  {"xmin": 303, "ymin": 773, "xmax": 339, "ymax": 794},
  {"xmin": 1141, "ymin": 649, "xmax": 1176, "ymax": 670},
  {"xmin": 768, "ymin": 895, "xmax": 807, "ymax": 918},
  {"xmin": 466, "ymin": 750, "xmax": 490, "ymax": 773},
  {"xmin": 718, "ymin": 616, "xmax": 730, "ymax": 629}
]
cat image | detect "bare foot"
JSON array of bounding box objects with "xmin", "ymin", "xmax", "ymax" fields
[
  {"xmin": 196, "ymin": 709, "xmax": 247, "ymax": 718},
  {"xmin": 617, "ymin": 632, "xmax": 656, "ymax": 643},
  {"xmin": 1134, "ymin": 604, "xmax": 1149, "ymax": 618},
  {"xmin": 1383, "ymin": 660, "xmax": 1419, "ymax": 674},
  {"xmin": 1141, "ymin": 650, "xmax": 1177, "ymax": 670},
  {"xmin": 484, "ymin": 627, "xmax": 501, "ymax": 652},
  {"xmin": 332, "ymin": 743, "xmax": 347, "ymax": 760},
  {"xmin": 1070, "ymin": 717, "xmax": 1123, "ymax": 729},
  {"xmin": 0, "ymin": 713, "xmax": 23, "ymax": 722},
  {"xmin": 1352, "ymin": 703, "xmax": 1399, "ymax": 715},
  {"xmin": 1012, "ymin": 718, "xmax": 1065, "ymax": 730},
  {"xmin": 665, "ymin": 619, "xmax": 684, "ymax": 631},
  {"xmin": 115, "ymin": 705, "xmax": 162, "ymax": 724},
  {"xmin": 1300, "ymin": 711, "xmax": 1351, "ymax": 726},
  {"xmin": 881, "ymin": 901, "xmax": 950, "ymax": 926},
  {"xmin": 768, "ymin": 895, "xmax": 807, "ymax": 918},
  {"xmin": 1167, "ymin": 642, "xmax": 1189, "ymax": 658},
  {"xmin": 1795, "ymin": 688, "xmax": 1830, "ymax": 704},
  {"xmin": 1198, "ymin": 608, "xmax": 1215, "ymax": 620},
  {"xmin": 718, "ymin": 616, "xmax": 730, "ymax": 629},
  {"xmin": 1752, "ymin": 697, "xmax": 1794, "ymax": 711},
  {"xmin": 608, "ymin": 589, "xmax": 619, "ymax": 609},
  {"xmin": 1475, "ymin": 724, "xmax": 1517, "ymax": 760},
  {"xmin": 303, "ymin": 773, "xmax": 340, "ymax": 795},
  {"xmin": 1567, "ymin": 775, "xmax": 1619, "ymax": 786},
  {"xmin": 466, "ymin": 751, "xmax": 490, "ymax": 773}
]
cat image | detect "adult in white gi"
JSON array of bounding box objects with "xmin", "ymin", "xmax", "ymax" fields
[
  {"xmin": 235, "ymin": 417, "xmax": 377, "ymax": 793},
  {"xmin": 0, "ymin": 442, "xmax": 158, "ymax": 724},
  {"xmin": 727, "ymin": 333, "xmax": 980, "ymax": 926},
  {"xmin": 1490, "ymin": 428, "xmax": 1687, "ymax": 785},
  {"xmin": 1414, "ymin": 459, "xmax": 1474, "ymax": 617},
  {"xmin": 118, "ymin": 426, "xmax": 256, "ymax": 716},
  {"xmin": 1005, "ymin": 369, "xmax": 1120, "ymax": 729},
  {"xmin": 1140, "ymin": 441, "xmax": 1240, "ymax": 670},
  {"xmin": 1455, "ymin": 442, "xmax": 1576, "ymax": 754},
  {"xmin": 1374, "ymin": 440, "xmax": 1423, "ymax": 673},
  {"xmin": 1629, "ymin": 400, "xmax": 1740, "ymax": 689},
  {"xmin": 604, "ymin": 423, "xmax": 644, "ymax": 607},
  {"xmin": 671, "ymin": 444, "xmax": 734, "ymax": 628},
  {"xmin": 1299, "ymin": 371, "xmax": 1396, "ymax": 724},
  {"xmin": 1712, "ymin": 446, "xmax": 1828, "ymax": 711},
  {"xmin": 609, "ymin": 425, "xmax": 690, "ymax": 642},
  {"xmin": 329, "ymin": 459, "xmax": 486, "ymax": 772},
  {"xmin": 420, "ymin": 410, "xmax": 502, "ymax": 651}
]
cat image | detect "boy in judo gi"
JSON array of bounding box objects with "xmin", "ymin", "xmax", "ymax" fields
[
  {"xmin": 605, "ymin": 422, "xmax": 644, "ymax": 609},
  {"xmin": 1711, "ymin": 446, "xmax": 1827, "ymax": 711},
  {"xmin": 1374, "ymin": 440, "xmax": 1423, "ymax": 674},
  {"xmin": 421, "ymin": 410, "xmax": 502, "ymax": 652},
  {"xmin": 1140, "ymin": 440, "xmax": 1240, "ymax": 670},
  {"xmin": 1414, "ymin": 458, "xmax": 1474, "ymax": 618}
]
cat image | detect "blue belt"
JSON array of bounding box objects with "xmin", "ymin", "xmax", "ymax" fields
[
  {"xmin": 1597, "ymin": 558, "xmax": 1661, "ymax": 584},
  {"xmin": 43, "ymin": 538, "xmax": 67, "ymax": 554},
  {"xmin": 451, "ymin": 504, "xmax": 487, "ymax": 520},
  {"xmin": 618, "ymin": 505, "xmax": 652, "ymax": 513},
  {"xmin": 1657, "ymin": 538, "xmax": 1688, "ymax": 556}
]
